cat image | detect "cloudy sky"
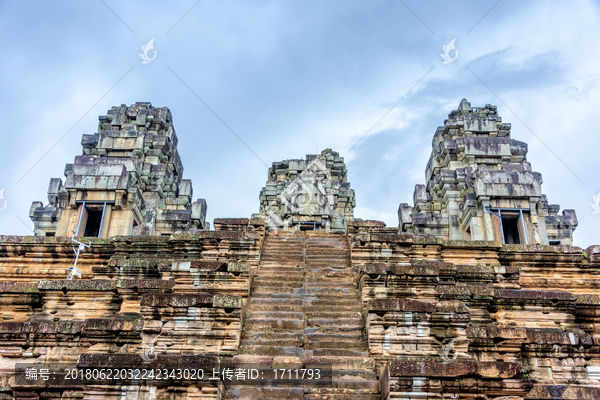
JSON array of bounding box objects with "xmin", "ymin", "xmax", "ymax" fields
[{"xmin": 0, "ymin": 0, "xmax": 598, "ymax": 248}]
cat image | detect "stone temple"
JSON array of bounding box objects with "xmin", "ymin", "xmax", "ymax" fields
[{"xmin": 0, "ymin": 100, "xmax": 597, "ymax": 399}]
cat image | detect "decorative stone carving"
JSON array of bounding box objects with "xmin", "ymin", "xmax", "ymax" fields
[{"xmin": 258, "ymin": 149, "xmax": 355, "ymax": 233}]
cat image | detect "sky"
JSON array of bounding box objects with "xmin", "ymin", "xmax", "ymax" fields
[{"xmin": 0, "ymin": 0, "xmax": 598, "ymax": 248}]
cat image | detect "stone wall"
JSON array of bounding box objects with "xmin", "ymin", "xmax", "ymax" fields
[
  {"xmin": 0, "ymin": 224, "xmax": 262, "ymax": 400},
  {"xmin": 349, "ymin": 219, "xmax": 600, "ymax": 399}
]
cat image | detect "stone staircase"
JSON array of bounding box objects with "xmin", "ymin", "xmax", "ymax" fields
[{"xmin": 226, "ymin": 232, "xmax": 380, "ymax": 399}]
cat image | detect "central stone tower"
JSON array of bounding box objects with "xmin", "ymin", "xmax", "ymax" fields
[{"xmin": 258, "ymin": 149, "xmax": 355, "ymax": 232}]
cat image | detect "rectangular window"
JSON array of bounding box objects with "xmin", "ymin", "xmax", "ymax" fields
[
  {"xmin": 487, "ymin": 208, "xmax": 529, "ymax": 245},
  {"xmin": 76, "ymin": 202, "xmax": 112, "ymax": 238},
  {"xmin": 501, "ymin": 214, "xmax": 521, "ymax": 244}
]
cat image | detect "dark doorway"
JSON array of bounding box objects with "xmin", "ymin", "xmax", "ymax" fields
[
  {"xmin": 83, "ymin": 206, "xmax": 103, "ymax": 237},
  {"xmin": 501, "ymin": 215, "xmax": 521, "ymax": 244}
]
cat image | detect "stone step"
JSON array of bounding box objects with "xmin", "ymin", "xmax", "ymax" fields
[
  {"xmin": 305, "ymin": 270, "xmax": 354, "ymax": 275},
  {"xmin": 303, "ymin": 392, "xmax": 380, "ymax": 400},
  {"xmin": 306, "ymin": 259, "xmax": 350, "ymax": 264},
  {"xmin": 247, "ymin": 304, "xmax": 360, "ymax": 313},
  {"xmin": 247, "ymin": 304, "xmax": 304, "ymax": 312},
  {"xmin": 305, "ymin": 277, "xmax": 355, "ymax": 282},
  {"xmin": 305, "ymin": 341, "xmax": 368, "ymax": 351},
  {"xmin": 305, "ymin": 356, "xmax": 375, "ymax": 371},
  {"xmin": 307, "ymin": 318, "xmax": 363, "ymax": 327},
  {"xmin": 243, "ymin": 332, "xmax": 304, "ymax": 341},
  {"xmin": 305, "ymin": 311, "xmax": 362, "ymax": 319},
  {"xmin": 244, "ymin": 319, "xmax": 304, "ymax": 330},
  {"xmin": 252, "ymin": 281, "xmax": 359, "ymax": 299},
  {"xmin": 254, "ymin": 270, "xmax": 305, "ymax": 276},
  {"xmin": 305, "ymin": 288, "xmax": 359, "ymax": 296},
  {"xmin": 261, "ymin": 256, "xmax": 305, "ymax": 262},
  {"xmin": 250, "ymin": 292, "xmax": 304, "ymax": 299},
  {"xmin": 308, "ymin": 349, "xmax": 370, "ymax": 358},
  {"xmin": 252, "ymin": 280, "xmax": 305, "ymax": 288},
  {"xmin": 253, "ymin": 275, "xmax": 305, "ymax": 282},
  {"xmin": 257, "ymin": 264, "xmax": 305, "ymax": 269},
  {"xmin": 238, "ymin": 345, "xmax": 303, "ymax": 357},
  {"xmin": 305, "ymin": 305, "xmax": 361, "ymax": 312},
  {"xmin": 305, "ymin": 325, "xmax": 363, "ymax": 335},
  {"xmin": 241, "ymin": 338, "xmax": 303, "ymax": 347},
  {"xmin": 246, "ymin": 311, "xmax": 304, "ymax": 320},
  {"xmin": 262, "ymin": 248, "xmax": 305, "ymax": 253},
  {"xmin": 264, "ymin": 241, "xmax": 304, "ymax": 245},
  {"xmin": 225, "ymin": 387, "xmax": 304, "ymax": 400},
  {"xmin": 261, "ymin": 251, "xmax": 304, "ymax": 256},
  {"xmin": 250, "ymin": 298, "xmax": 304, "ymax": 306},
  {"xmin": 263, "ymin": 243, "xmax": 305, "ymax": 247},
  {"xmin": 252, "ymin": 287, "xmax": 305, "ymax": 295},
  {"xmin": 305, "ymin": 262, "xmax": 354, "ymax": 271},
  {"xmin": 306, "ymin": 252, "xmax": 349, "ymax": 257},
  {"xmin": 305, "ymin": 247, "xmax": 348, "ymax": 251},
  {"xmin": 306, "ymin": 299, "xmax": 361, "ymax": 307},
  {"xmin": 304, "ymin": 268, "xmax": 354, "ymax": 274},
  {"xmin": 306, "ymin": 252, "xmax": 349, "ymax": 256},
  {"xmin": 306, "ymin": 333, "xmax": 363, "ymax": 342},
  {"xmin": 262, "ymin": 250, "xmax": 305, "ymax": 255},
  {"xmin": 305, "ymin": 253, "xmax": 350, "ymax": 261},
  {"xmin": 306, "ymin": 379, "xmax": 380, "ymax": 391}
]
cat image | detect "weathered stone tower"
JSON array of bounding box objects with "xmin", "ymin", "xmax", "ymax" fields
[
  {"xmin": 258, "ymin": 149, "xmax": 355, "ymax": 233},
  {"xmin": 29, "ymin": 103, "xmax": 208, "ymax": 238},
  {"xmin": 398, "ymin": 99, "xmax": 577, "ymax": 245}
]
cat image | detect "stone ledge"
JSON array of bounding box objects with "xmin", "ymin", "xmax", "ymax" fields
[
  {"xmin": 436, "ymin": 285, "xmax": 494, "ymax": 299},
  {"xmin": 494, "ymin": 289, "xmax": 576, "ymax": 301},
  {"xmin": 140, "ymin": 293, "xmax": 242, "ymax": 308},
  {"xmin": 362, "ymin": 264, "xmax": 387, "ymax": 275},
  {"xmin": 37, "ymin": 280, "xmax": 117, "ymax": 291},
  {"xmin": 525, "ymin": 384, "xmax": 600, "ymax": 399},
  {"xmin": 369, "ymin": 298, "xmax": 435, "ymax": 313},
  {"xmin": 191, "ymin": 260, "xmax": 227, "ymax": 271},
  {"xmin": 227, "ymin": 262, "xmax": 249, "ymax": 272},
  {"xmin": 370, "ymin": 234, "xmax": 413, "ymax": 244},
  {"xmin": 140, "ymin": 293, "xmax": 214, "ymax": 307},
  {"xmin": 348, "ymin": 220, "xmax": 387, "ymax": 228},
  {"xmin": 116, "ymin": 279, "xmax": 175, "ymax": 290},
  {"xmin": 214, "ymin": 218, "xmax": 249, "ymax": 225},
  {"xmin": 77, "ymin": 353, "xmax": 221, "ymax": 369},
  {"xmin": 0, "ymin": 282, "xmax": 39, "ymax": 293},
  {"xmin": 389, "ymin": 360, "xmax": 523, "ymax": 379}
]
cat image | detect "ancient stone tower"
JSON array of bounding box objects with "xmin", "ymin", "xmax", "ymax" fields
[
  {"xmin": 1, "ymin": 101, "xmax": 598, "ymax": 400},
  {"xmin": 258, "ymin": 149, "xmax": 355, "ymax": 233},
  {"xmin": 29, "ymin": 103, "xmax": 207, "ymax": 238},
  {"xmin": 398, "ymin": 99, "xmax": 577, "ymax": 245}
]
